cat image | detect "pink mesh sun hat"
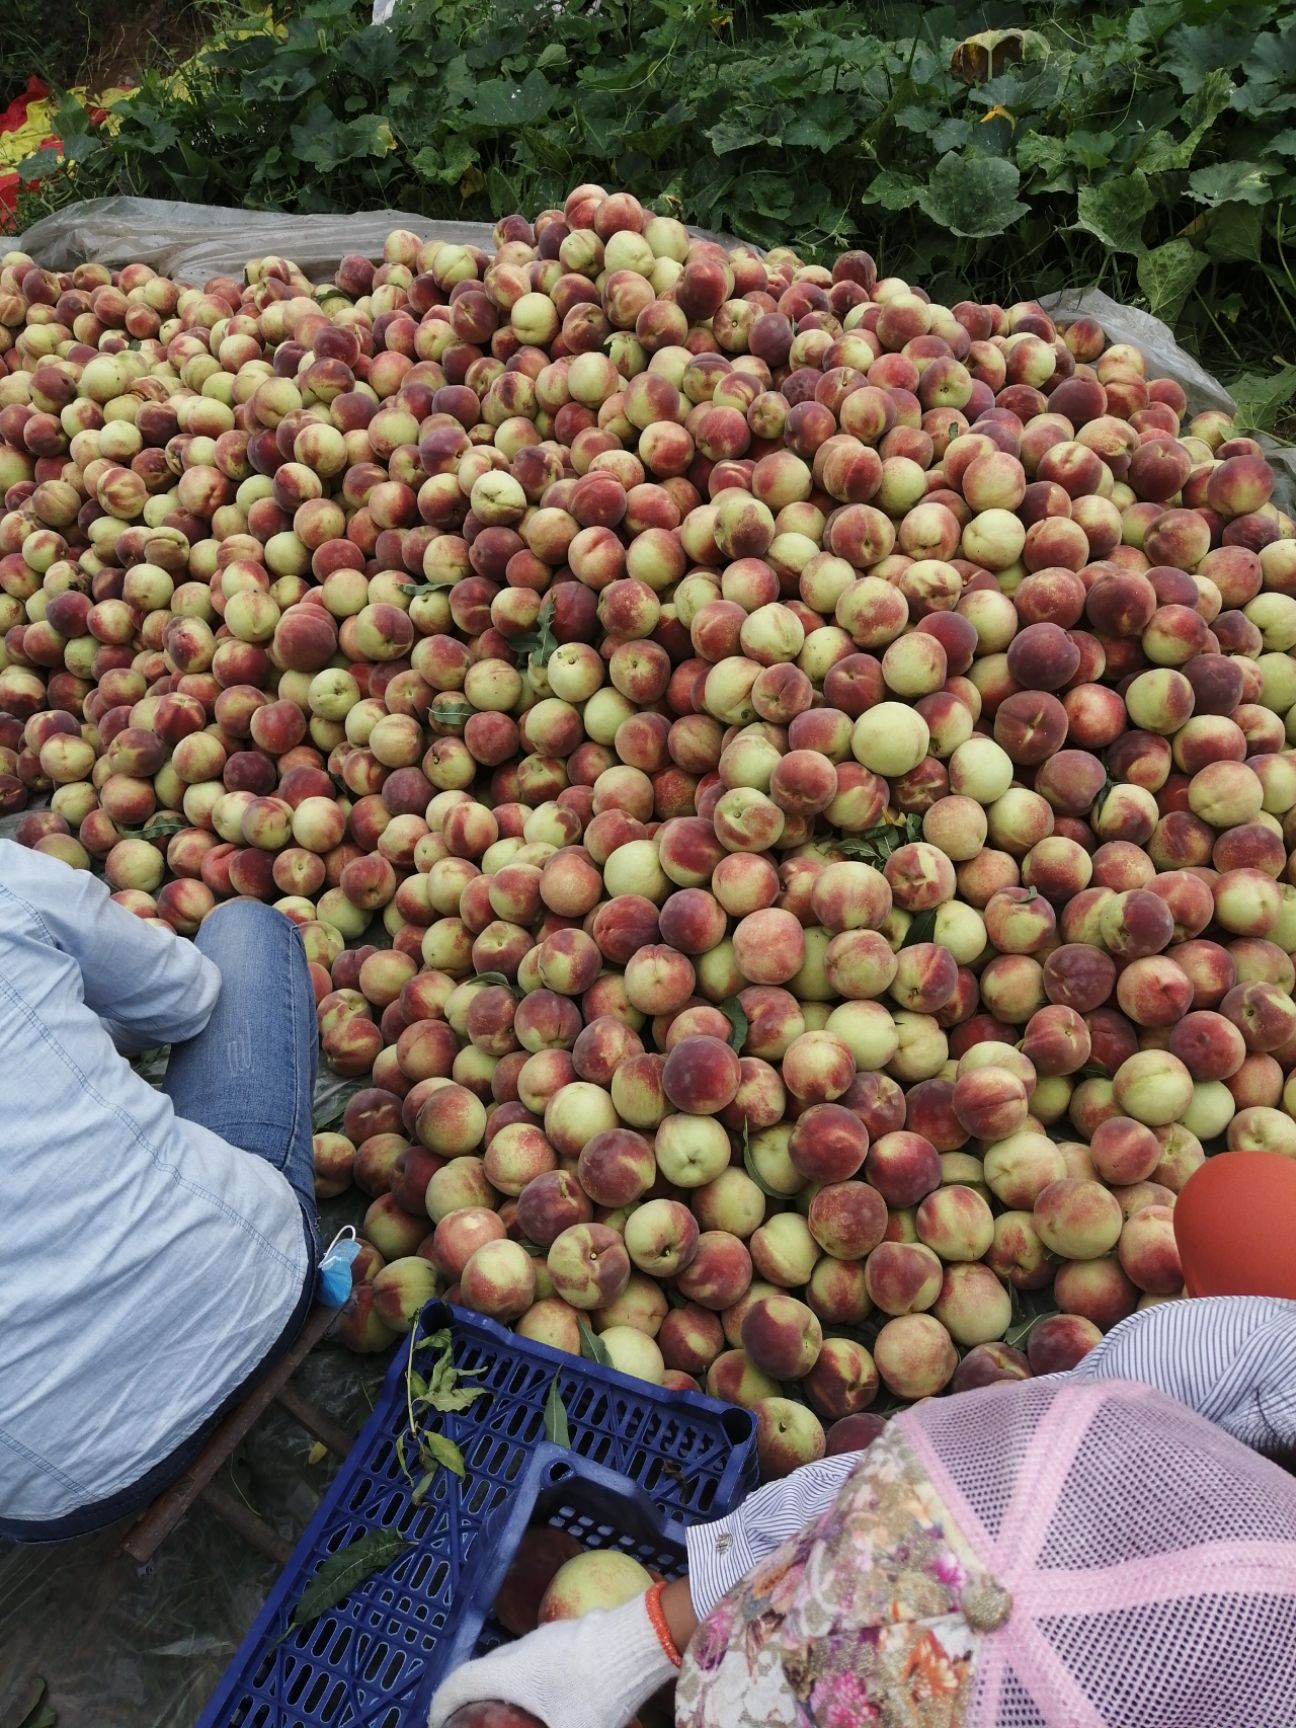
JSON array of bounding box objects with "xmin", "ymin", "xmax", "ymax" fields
[{"xmin": 897, "ymin": 1374, "xmax": 1296, "ymax": 1726}]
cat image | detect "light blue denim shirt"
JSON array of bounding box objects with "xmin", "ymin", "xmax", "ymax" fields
[{"xmin": 0, "ymin": 840, "xmax": 310, "ymax": 1524}]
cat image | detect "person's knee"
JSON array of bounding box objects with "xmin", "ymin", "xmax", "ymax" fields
[{"xmin": 198, "ymin": 898, "xmax": 300, "ymax": 955}]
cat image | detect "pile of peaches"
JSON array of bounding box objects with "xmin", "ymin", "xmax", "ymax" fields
[{"xmin": 3, "ymin": 183, "xmax": 1295, "ymax": 1476}]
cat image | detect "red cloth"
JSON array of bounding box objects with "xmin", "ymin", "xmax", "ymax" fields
[
  {"xmin": 1174, "ymin": 1150, "xmax": 1296, "ymax": 1300},
  {"xmin": 0, "ymin": 76, "xmax": 50, "ymax": 136}
]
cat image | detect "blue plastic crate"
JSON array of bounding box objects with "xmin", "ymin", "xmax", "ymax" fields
[
  {"xmin": 199, "ymin": 1302, "xmax": 758, "ymax": 1728},
  {"xmin": 428, "ymin": 1440, "xmax": 693, "ymax": 1709}
]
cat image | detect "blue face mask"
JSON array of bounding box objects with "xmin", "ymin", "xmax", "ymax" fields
[{"xmin": 317, "ymin": 1226, "xmax": 363, "ymax": 1308}]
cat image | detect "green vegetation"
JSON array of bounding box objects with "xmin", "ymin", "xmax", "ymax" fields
[{"xmin": 14, "ymin": 0, "xmax": 1294, "ymax": 375}]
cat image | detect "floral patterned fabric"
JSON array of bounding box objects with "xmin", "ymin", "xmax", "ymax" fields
[{"xmin": 674, "ymin": 1424, "xmax": 995, "ymax": 1728}]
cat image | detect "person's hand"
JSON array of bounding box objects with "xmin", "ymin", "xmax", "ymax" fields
[{"xmin": 428, "ymin": 1591, "xmax": 677, "ymax": 1728}]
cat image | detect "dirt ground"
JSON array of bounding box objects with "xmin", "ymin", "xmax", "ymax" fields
[{"xmin": 3, "ymin": 0, "xmax": 220, "ymax": 94}]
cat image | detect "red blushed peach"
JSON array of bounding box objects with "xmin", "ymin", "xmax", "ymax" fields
[
  {"xmin": 483, "ymin": 1121, "xmax": 559, "ymax": 1196},
  {"xmin": 657, "ymin": 887, "xmax": 727, "ymax": 956},
  {"xmin": 514, "ymin": 990, "xmax": 582, "ymax": 1053},
  {"xmin": 781, "ymin": 1030, "xmax": 856, "ymax": 1104},
  {"xmin": 1053, "ymin": 1255, "xmax": 1140, "ymax": 1332},
  {"xmin": 1026, "ymin": 1312, "xmax": 1103, "ymax": 1375},
  {"xmin": 865, "ymin": 1131, "xmax": 941, "ymax": 1207},
  {"xmin": 786, "ymin": 1102, "xmax": 870, "ymax": 1184},
  {"xmin": 739, "ymin": 1293, "xmax": 823, "ymax": 1381},
  {"xmin": 1042, "ymin": 944, "xmax": 1117, "ymax": 1014},
  {"xmin": 985, "ymin": 1210, "xmax": 1052, "ymax": 1292},
  {"xmin": 809, "ymin": 860, "xmax": 892, "ymax": 933},
  {"xmin": 1221, "ymin": 980, "xmax": 1296, "ymax": 1053},
  {"xmin": 1115, "ymin": 956, "xmax": 1195, "ymax": 1029},
  {"xmin": 730, "ymin": 904, "xmax": 807, "ymax": 991},
  {"xmin": 803, "ymin": 1336, "xmax": 879, "ymax": 1423},
  {"xmin": 536, "ymin": 928, "xmax": 604, "ymax": 996},
  {"xmin": 1087, "ymin": 1115, "xmax": 1161, "ymax": 1185},
  {"xmin": 648, "ymin": 1307, "xmax": 722, "ymax": 1387},
  {"xmin": 1168, "ymin": 1009, "xmax": 1251, "ymax": 1071},
  {"xmin": 571, "ymin": 1015, "xmax": 644, "ymax": 1087},
  {"xmin": 889, "ymin": 942, "xmax": 959, "ymax": 1014},
  {"xmin": 575, "ymin": 1127, "xmax": 657, "ymax": 1208},
  {"xmin": 951, "ymin": 1341, "xmax": 1031, "ymax": 1394},
  {"xmin": 1097, "ymin": 888, "xmax": 1175, "ymax": 959},
  {"xmin": 1034, "ymin": 1177, "xmax": 1123, "ymax": 1260},
  {"xmin": 951, "ymin": 1067, "xmax": 1030, "ymax": 1140},
  {"xmin": 676, "ymin": 1231, "xmax": 754, "ymax": 1311},
  {"xmin": 863, "ymin": 1241, "xmax": 943, "ymax": 1316},
  {"xmin": 805, "ymin": 1178, "xmax": 888, "ymax": 1261},
  {"xmin": 516, "ymin": 1168, "xmax": 593, "ymax": 1248},
  {"xmin": 587, "ymin": 894, "xmax": 661, "ymax": 966},
  {"xmin": 623, "ymin": 942, "xmax": 697, "ymax": 1014},
  {"xmin": 716, "ymin": 1055, "xmax": 788, "ymax": 1135},
  {"xmin": 988, "ymin": 691, "xmax": 1071, "ymax": 767},
  {"xmin": 872, "ymin": 1313, "xmax": 958, "ymax": 1402},
  {"xmin": 661, "ymin": 1034, "xmax": 742, "ymax": 1115},
  {"xmin": 1117, "ymin": 1204, "xmax": 1182, "ymax": 1294},
  {"xmin": 1020, "ymin": 1004, "xmax": 1091, "ymax": 1076},
  {"xmin": 767, "ymin": 748, "xmax": 838, "ymax": 818}
]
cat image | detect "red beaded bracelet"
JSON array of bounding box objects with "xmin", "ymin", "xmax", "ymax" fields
[{"xmin": 645, "ymin": 1580, "xmax": 683, "ymax": 1668}]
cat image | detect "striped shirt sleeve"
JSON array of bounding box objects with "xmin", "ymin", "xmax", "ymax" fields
[
  {"xmin": 1067, "ymin": 1294, "xmax": 1296, "ymax": 1449},
  {"xmin": 685, "ymin": 1453, "xmax": 860, "ymax": 1617}
]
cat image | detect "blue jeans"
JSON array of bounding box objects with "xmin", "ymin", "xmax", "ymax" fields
[
  {"xmin": 8, "ymin": 901, "xmax": 321, "ymax": 1543},
  {"xmin": 164, "ymin": 897, "xmax": 321, "ymax": 1241}
]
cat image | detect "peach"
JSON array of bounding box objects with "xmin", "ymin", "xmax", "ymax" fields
[
  {"xmin": 426, "ymin": 1156, "xmax": 498, "ymax": 1223},
  {"xmin": 677, "ymin": 1231, "xmax": 753, "ymax": 1310},
  {"xmin": 1117, "ymin": 1204, "xmax": 1183, "ymax": 1294},
  {"xmin": 752, "ymin": 1396, "xmax": 826, "ymax": 1478},
  {"xmin": 740, "ymin": 1293, "xmax": 823, "ymax": 1380},
  {"xmin": 803, "ymin": 1336, "xmax": 879, "ymax": 1422},
  {"xmin": 1026, "ymin": 1312, "xmax": 1102, "ymax": 1374},
  {"xmin": 1034, "ymin": 1177, "xmax": 1123, "ymax": 1261},
  {"xmin": 915, "ymin": 1184, "xmax": 995, "ymax": 1263},
  {"xmin": 546, "ymin": 1222, "xmax": 632, "ymax": 1310},
  {"xmin": 576, "ymin": 1128, "xmax": 656, "ymax": 1208},
  {"xmin": 788, "ymin": 1102, "xmax": 870, "ymax": 1184},
  {"xmin": 1053, "ymin": 1255, "xmax": 1139, "ymax": 1331},
  {"xmin": 985, "ymin": 1210, "xmax": 1052, "ymax": 1291},
  {"xmin": 750, "ymin": 1212, "xmax": 819, "ymax": 1288},
  {"xmin": 951, "ymin": 1341, "xmax": 1031, "ymax": 1394},
  {"xmin": 432, "ymin": 1206, "xmax": 507, "ymax": 1280},
  {"xmin": 371, "ymin": 1256, "xmax": 440, "ymax": 1332},
  {"xmin": 863, "ymin": 1240, "xmax": 943, "ymax": 1315},
  {"xmin": 623, "ymin": 1198, "xmax": 699, "ymax": 1277},
  {"xmin": 807, "ymin": 1179, "xmax": 889, "ymax": 1260},
  {"xmin": 732, "ymin": 906, "xmax": 807, "ymax": 985},
  {"xmin": 661, "ymin": 1034, "xmax": 742, "ymax": 1115},
  {"xmin": 872, "ymin": 1313, "xmax": 957, "ymax": 1399},
  {"xmin": 932, "ymin": 1261, "xmax": 1012, "ymax": 1347},
  {"xmin": 658, "ymin": 1303, "xmax": 725, "ymax": 1376},
  {"xmin": 951, "ymin": 1067, "xmax": 1029, "ymax": 1141},
  {"xmin": 983, "ymin": 1132, "xmax": 1067, "ymax": 1208},
  {"xmin": 865, "ymin": 1131, "xmax": 941, "ymax": 1207},
  {"xmin": 516, "ymin": 1169, "xmax": 593, "ymax": 1248},
  {"xmin": 1088, "ymin": 1116, "xmax": 1161, "ymax": 1186},
  {"xmin": 1112, "ymin": 1049, "xmax": 1194, "ymax": 1126}
]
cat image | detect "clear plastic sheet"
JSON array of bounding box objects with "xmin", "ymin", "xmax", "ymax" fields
[
  {"xmin": 0, "ymin": 206, "xmax": 1287, "ymax": 1728},
  {"xmin": 17, "ymin": 196, "xmax": 743, "ymax": 283}
]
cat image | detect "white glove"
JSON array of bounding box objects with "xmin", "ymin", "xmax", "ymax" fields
[{"xmin": 428, "ymin": 1590, "xmax": 678, "ymax": 1728}]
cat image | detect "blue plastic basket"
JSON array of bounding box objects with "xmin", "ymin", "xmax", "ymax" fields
[
  {"xmin": 199, "ymin": 1302, "xmax": 757, "ymax": 1728},
  {"xmin": 427, "ymin": 1440, "xmax": 693, "ymax": 1708}
]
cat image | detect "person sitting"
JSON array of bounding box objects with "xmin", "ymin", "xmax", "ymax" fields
[
  {"xmin": 0, "ymin": 839, "xmax": 319, "ymax": 1542},
  {"xmin": 429, "ymin": 1149, "xmax": 1296, "ymax": 1728}
]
